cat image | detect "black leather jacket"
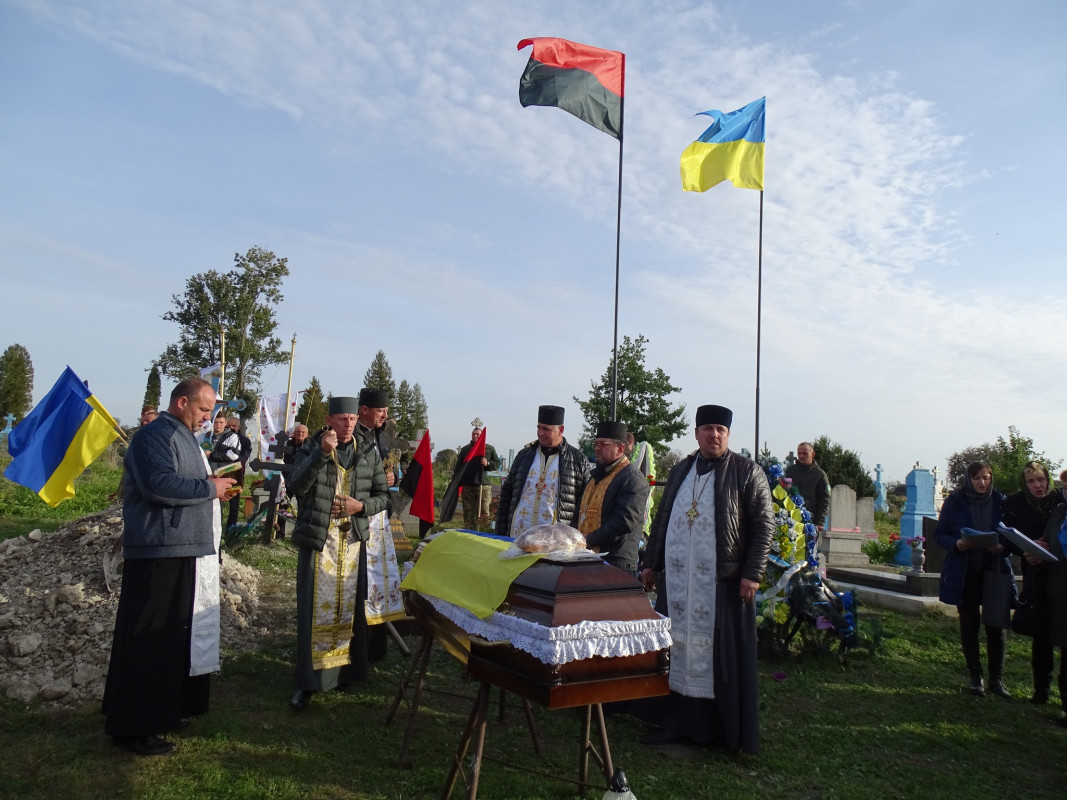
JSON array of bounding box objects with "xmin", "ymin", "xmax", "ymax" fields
[
  {"xmin": 495, "ymin": 438, "xmax": 591, "ymax": 536},
  {"xmin": 644, "ymin": 449, "xmax": 773, "ymax": 583}
]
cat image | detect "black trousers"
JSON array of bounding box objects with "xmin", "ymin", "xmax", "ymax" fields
[{"xmin": 958, "ymin": 568, "xmax": 1006, "ymax": 678}]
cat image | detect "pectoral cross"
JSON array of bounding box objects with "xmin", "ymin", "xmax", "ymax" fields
[{"xmin": 686, "ymin": 502, "xmax": 700, "ymax": 529}]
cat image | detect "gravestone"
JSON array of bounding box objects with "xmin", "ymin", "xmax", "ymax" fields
[
  {"xmin": 899, "ymin": 467, "xmax": 938, "ymax": 569},
  {"xmin": 874, "ymin": 464, "xmax": 889, "ymax": 513},
  {"xmin": 821, "ymin": 485, "xmax": 874, "ymax": 567}
]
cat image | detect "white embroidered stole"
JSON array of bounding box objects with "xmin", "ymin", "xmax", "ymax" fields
[
  {"xmin": 512, "ymin": 450, "xmax": 560, "ymax": 535},
  {"xmin": 190, "ymin": 448, "xmax": 222, "ymax": 676},
  {"xmin": 365, "ymin": 508, "xmax": 405, "ymax": 624},
  {"xmin": 664, "ymin": 462, "xmax": 717, "ymax": 698}
]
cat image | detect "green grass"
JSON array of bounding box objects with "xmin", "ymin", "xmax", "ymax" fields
[
  {"xmin": 3, "ymin": 464, "xmax": 1067, "ymax": 797},
  {"xmin": 3, "ymin": 538, "xmax": 1067, "ymax": 798},
  {"xmin": 0, "ymin": 450, "xmax": 124, "ymax": 540}
]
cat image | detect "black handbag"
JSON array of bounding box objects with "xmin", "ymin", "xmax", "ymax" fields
[
  {"xmin": 980, "ymin": 564, "xmax": 1015, "ymax": 630},
  {"xmin": 1010, "ymin": 591, "xmax": 1044, "ymax": 638}
]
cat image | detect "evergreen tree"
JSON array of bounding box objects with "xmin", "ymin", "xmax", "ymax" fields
[
  {"xmin": 574, "ymin": 334, "xmax": 686, "ymax": 456},
  {"xmin": 811, "ymin": 435, "xmax": 876, "ymax": 497},
  {"xmin": 410, "ymin": 382, "xmax": 429, "ymax": 435},
  {"xmin": 0, "ymin": 344, "xmax": 34, "ymax": 422},
  {"xmin": 144, "ymin": 364, "xmax": 162, "ymax": 409},
  {"xmin": 394, "ymin": 380, "xmax": 415, "ymax": 440},
  {"xmin": 157, "ymin": 245, "xmax": 289, "ymax": 404},
  {"xmin": 295, "ymin": 376, "xmax": 329, "ymax": 432},
  {"xmin": 362, "ymin": 350, "xmax": 396, "ymax": 403}
]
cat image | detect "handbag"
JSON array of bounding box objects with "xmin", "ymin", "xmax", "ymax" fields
[
  {"xmin": 1010, "ymin": 592, "xmax": 1044, "ymax": 637},
  {"xmin": 980, "ymin": 564, "xmax": 1015, "ymax": 629}
]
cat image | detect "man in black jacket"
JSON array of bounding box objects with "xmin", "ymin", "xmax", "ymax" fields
[
  {"xmin": 495, "ymin": 405, "xmax": 590, "ymax": 537},
  {"xmin": 636, "ymin": 404, "xmax": 773, "ymax": 754},
  {"xmin": 577, "ymin": 420, "xmax": 649, "ymax": 573}
]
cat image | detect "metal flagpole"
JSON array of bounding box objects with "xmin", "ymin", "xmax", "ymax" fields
[
  {"xmin": 284, "ymin": 334, "xmax": 297, "ymax": 430},
  {"xmin": 610, "ymin": 57, "xmax": 626, "ymax": 421},
  {"xmin": 754, "ymin": 190, "xmax": 764, "ymax": 457}
]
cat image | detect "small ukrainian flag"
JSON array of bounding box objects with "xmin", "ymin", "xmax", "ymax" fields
[{"xmin": 5, "ymin": 366, "xmax": 120, "ymax": 507}]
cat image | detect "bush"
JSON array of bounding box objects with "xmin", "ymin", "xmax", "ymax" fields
[{"xmin": 861, "ymin": 532, "xmax": 901, "ymax": 565}]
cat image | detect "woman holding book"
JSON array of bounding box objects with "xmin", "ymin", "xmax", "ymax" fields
[{"xmin": 935, "ymin": 461, "xmax": 1010, "ymax": 697}]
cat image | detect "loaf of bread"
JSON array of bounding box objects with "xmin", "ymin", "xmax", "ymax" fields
[{"xmin": 513, "ymin": 523, "xmax": 586, "ymax": 554}]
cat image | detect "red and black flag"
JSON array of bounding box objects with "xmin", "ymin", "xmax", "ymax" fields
[
  {"xmin": 517, "ymin": 37, "xmax": 625, "ymax": 139},
  {"xmin": 438, "ymin": 427, "xmax": 487, "ymax": 526},
  {"xmin": 399, "ymin": 430, "xmax": 435, "ymax": 539}
]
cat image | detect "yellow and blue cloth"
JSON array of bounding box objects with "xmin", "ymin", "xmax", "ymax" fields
[
  {"xmin": 680, "ymin": 96, "xmax": 765, "ymax": 192},
  {"xmin": 4, "ymin": 366, "xmax": 119, "ymax": 507}
]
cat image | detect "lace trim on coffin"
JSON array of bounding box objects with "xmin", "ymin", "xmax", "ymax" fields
[{"xmin": 421, "ymin": 592, "xmax": 672, "ymax": 666}]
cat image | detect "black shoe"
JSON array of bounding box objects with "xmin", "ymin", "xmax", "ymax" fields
[
  {"xmin": 1031, "ymin": 688, "xmax": 1050, "ymax": 705},
  {"xmin": 968, "ymin": 674, "xmax": 985, "ymax": 696},
  {"xmin": 113, "ymin": 735, "xmax": 175, "ymax": 756},
  {"xmin": 988, "ymin": 679, "xmax": 1011, "ymax": 699},
  {"xmin": 177, "ymin": 718, "xmax": 191, "ymax": 729},
  {"xmin": 641, "ymin": 728, "xmax": 688, "ymax": 746},
  {"xmin": 290, "ymin": 689, "xmax": 313, "ymax": 711}
]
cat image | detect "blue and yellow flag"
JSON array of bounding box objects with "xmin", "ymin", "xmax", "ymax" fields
[
  {"xmin": 680, "ymin": 97, "xmax": 765, "ymax": 192},
  {"xmin": 5, "ymin": 366, "xmax": 120, "ymax": 507}
]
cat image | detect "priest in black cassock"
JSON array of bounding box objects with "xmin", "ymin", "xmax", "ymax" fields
[{"xmin": 635, "ymin": 404, "xmax": 773, "ymax": 753}]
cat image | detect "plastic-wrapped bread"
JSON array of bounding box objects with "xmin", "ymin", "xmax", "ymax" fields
[{"xmin": 514, "ymin": 523, "xmax": 586, "ymax": 554}]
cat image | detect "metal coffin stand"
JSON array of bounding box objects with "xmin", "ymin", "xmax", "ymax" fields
[{"xmin": 389, "ymin": 557, "xmax": 669, "ymax": 799}]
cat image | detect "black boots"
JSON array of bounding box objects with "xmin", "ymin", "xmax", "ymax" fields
[{"xmin": 969, "ymin": 673, "xmax": 985, "ymax": 696}]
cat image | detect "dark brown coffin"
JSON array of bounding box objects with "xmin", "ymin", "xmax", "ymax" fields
[{"xmin": 465, "ymin": 557, "xmax": 670, "ymax": 708}]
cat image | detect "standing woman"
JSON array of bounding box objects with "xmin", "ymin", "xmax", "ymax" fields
[
  {"xmin": 1036, "ymin": 471, "xmax": 1067, "ymax": 725},
  {"xmin": 1002, "ymin": 462, "xmax": 1064, "ymax": 703},
  {"xmin": 935, "ymin": 461, "xmax": 1010, "ymax": 697}
]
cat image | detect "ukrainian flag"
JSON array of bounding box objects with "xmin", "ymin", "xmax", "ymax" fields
[
  {"xmin": 680, "ymin": 97, "xmax": 765, "ymax": 192},
  {"xmin": 5, "ymin": 367, "xmax": 120, "ymax": 507}
]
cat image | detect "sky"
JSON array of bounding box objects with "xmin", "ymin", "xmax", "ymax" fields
[{"xmin": 2, "ymin": 0, "xmax": 1066, "ymax": 485}]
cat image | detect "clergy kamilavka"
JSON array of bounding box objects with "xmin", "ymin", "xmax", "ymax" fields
[
  {"xmin": 287, "ymin": 396, "xmax": 389, "ymax": 711},
  {"xmin": 635, "ymin": 404, "xmax": 773, "ymax": 753}
]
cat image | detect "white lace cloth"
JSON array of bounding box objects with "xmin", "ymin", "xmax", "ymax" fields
[{"xmin": 421, "ymin": 592, "xmax": 671, "ymax": 666}]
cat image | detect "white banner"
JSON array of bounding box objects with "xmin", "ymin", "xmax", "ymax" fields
[{"xmin": 256, "ymin": 393, "xmax": 298, "ymax": 469}]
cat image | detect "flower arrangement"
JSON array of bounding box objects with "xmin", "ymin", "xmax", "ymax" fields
[
  {"xmin": 906, "ymin": 535, "xmax": 925, "ymax": 549},
  {"xmin": 861, "ymin": 532, "xmax": 901, "ymax": 565}
]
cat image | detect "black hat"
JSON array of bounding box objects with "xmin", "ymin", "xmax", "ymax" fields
[
  {"xmin": 595, "ymin": 420, "xmax": 627, "ymax": 441},
  {"xmin": 358, "ymin": 387, "xmax": 389, "ymax": 408},
  {"xmin": 537, "ymin": 405, "xmax": 565, "ymax": 425},
  {"xmin": 328, "ymin": 396, "xmax": 360, "ymax": 415},
  {"xmin": 695, "ymin": 404, "xmax": 733, "ymax": 429}
]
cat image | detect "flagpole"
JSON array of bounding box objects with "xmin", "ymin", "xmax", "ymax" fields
[
  {"xmin": 284, "ymin": 333, "xmax": 296, "ymax": 430},
  {"xmin": 610, "ymin": 58, "xmax": 626, "ymax": 421},
  {"xmin": 754, "ymin": 190, "xmax": 764, "ymax": 457}
]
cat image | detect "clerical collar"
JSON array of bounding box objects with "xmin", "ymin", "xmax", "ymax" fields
[
  {"xmin": 695, "ymin": 452, "xmax": 726, "ymax": 475},
  {"xmin": 540, "ymin": 444, "xmax": 561, "ymax": 458}
]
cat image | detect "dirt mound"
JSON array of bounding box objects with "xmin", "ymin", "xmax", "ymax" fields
[{"xmin": 0, "ymin": 507, "xmax": 267, "ymax": 707}]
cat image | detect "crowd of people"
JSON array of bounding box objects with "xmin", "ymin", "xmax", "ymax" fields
[{"xmin": 103, "ymin": 379, "xmax": 1067, "ymax": 760}]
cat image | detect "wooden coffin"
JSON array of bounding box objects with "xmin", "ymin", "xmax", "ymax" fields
[{"xmin": 465, "ymin": 557, "xmax": 670, "ymax": 709}]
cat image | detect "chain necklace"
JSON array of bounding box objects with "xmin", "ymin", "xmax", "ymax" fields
[{"xmin": 685, "ymin": 469, "xmax": 714, "ymax": 531}]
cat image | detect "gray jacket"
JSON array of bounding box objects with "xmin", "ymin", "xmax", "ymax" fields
[{"xmin": 122, "ymin": 411, "xmax": 217, "ymax": 560}]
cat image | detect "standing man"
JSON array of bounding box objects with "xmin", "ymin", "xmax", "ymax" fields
[
  {"xmin": 626, "ymin": 430, "xmax": 657, "ymax": 536},
  {"xmin": 785, "ymin": 441, "xmax": 830, "ymax": 532},
  {"xmin": 636, "ymin": 404, "xmax": 773, "ymax": 753},
  {"xmin": 283, "ymin": 424, "xmax": 310, "ymax": 464},
  {"xmin": 456, "ymin": 421, "xmax": 500, "ymax": 531},
  {"xmin": 287, "ymin": 396, "xmax": 390, "ymax": 710},
  {"xmin": 354, "ymin": 387, "xmax": 407, "ymax": 653},
  {"xmin": 225, "ymin": 415, "xmax": 253, "ymax": 531},
  {"xmin": 102, "ymin": 377, "xmax": 235, "ymax": 756},
  {"xmin": 577, "ymin": 420, "xmax": 650, "ymax": 573},
  {"xmin": 495, "ymin": 405, "xmax": 590, "ymax": 537}
]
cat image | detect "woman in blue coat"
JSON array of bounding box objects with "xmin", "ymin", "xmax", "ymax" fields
[{"xmin": 935, "ymin": 461, "xmax": 1010, "ymax": 697}]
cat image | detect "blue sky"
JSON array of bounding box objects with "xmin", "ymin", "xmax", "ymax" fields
[{"xmin": 2, "ymin": 0, "xmax": 1066, "ymax": 484}]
